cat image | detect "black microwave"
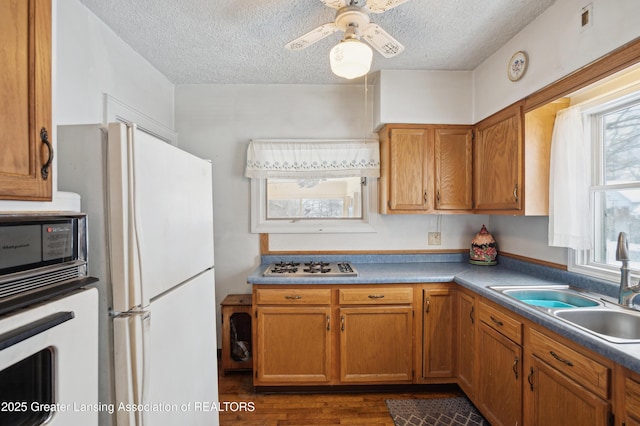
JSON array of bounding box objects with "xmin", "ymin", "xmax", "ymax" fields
[{"xmin": 0, "ymin": 213, "xmax": 97, "ymax": 315}]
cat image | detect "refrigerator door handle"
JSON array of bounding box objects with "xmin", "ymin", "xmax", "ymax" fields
[{"xmin": 114, "ymin": 311, "xmax": 151, "ymax": 426}]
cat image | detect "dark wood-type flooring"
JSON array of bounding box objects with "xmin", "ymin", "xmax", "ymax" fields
[{"xmin": 217, "ymin": 368, "xmax": 464, "ymax": 426}]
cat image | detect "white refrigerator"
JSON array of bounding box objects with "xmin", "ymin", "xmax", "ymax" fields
[{"xmin": 57, "ymin": 122, "xmax": 219, "ymax": 426}]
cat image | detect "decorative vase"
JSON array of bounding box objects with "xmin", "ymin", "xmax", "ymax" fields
[{"xmin": 470, "ymin": 224, "xmax": 498, "ymax": 266}]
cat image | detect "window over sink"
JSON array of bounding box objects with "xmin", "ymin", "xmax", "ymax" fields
[
  {"xmin": 245, "ymin": 139, "xmax": 379, "ymax": 233},
  {"xmin": 569, "ymin": 71, "xmax": 640, "ymax": 282}
]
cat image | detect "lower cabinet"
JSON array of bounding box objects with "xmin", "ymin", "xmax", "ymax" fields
[
  {"xmin": 253, "ymin": 284, "xmax": 415, "ymax": 386},
  {"xmin": 339, "ymin": 306, "xmax": 413, "ymax": 383},
  {"xmin": 421, "ymin": 284, "xmax": 455, "ymax": 380},
  {"xmin": 456, "ymin": 288, "xmax": 477, "ymax": 395},
  {"xmin": 255, "ymin": 306, "xmax": 331, "ymax": 384},
  {"xmin": 478, "ymin": 322, "xmax": 522, "ymax": 426},
  {"xmin": 253, "ymin": 282, "xmax": 631, "ymax": 426},
  {"xmin": 525, "ymin": 327, "xmax": 611, "ymax": 425},
  {"xmin": 616, "ymin": 367, "xmax": 640, "ymax": 426},
  {"xmin": 526, "ymin": 355, "xmax": 610, "ymax": 425},
  {"xmin": 477, "ymin": 301, "xmax": 523, "ymax": 426}
]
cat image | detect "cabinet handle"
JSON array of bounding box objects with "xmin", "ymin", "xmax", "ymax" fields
[
  {"xmin": 285, "ymin": 295, "xmax": 302, "ymax": 300},
  {"xmin": 512, "ymin": 356, "xmax": 519, "ymax": 380},
  {"xmin": 326, "ymin": 315, "xmax": 330, "ymax": 331},
  {"xmin": 368, "ymin": 294, "xmax": 385, "ymax": 299},
  {"xmin": 527, "ymin": 366, "xmax": 534, "ymax": 391},
  {"xmin": 437, "ymin": 190, "xmax": 441, "ymax": 204},
  {"xmin": 341, "ymin": 315, "xmax": 345, "ymax": 332},
  {"xmin": 490, "ymin": 315, "xmax": 504, "ymax": 327},
  {"xmin": 469, "ymin": 306, "xmax": 475, "ymax": 324},
  {"xmin": 513, "ymin": 184, "xmax": 519, "ymax": 203},
  {"xmin": 423, "ymin": 190, "xmax": 428, "ymax": 204},
  {"xmin": 425, "ymin": 297, "xmax": 430, "ymax": 313},
  {"xmin": 549, "ymin": 350, "xmax": 574, "ymax": 367},
  {"xmin": 40, "ymin": 127, "xmax": 53, "ymax": 180}
]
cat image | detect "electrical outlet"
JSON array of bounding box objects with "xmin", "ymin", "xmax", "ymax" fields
[{"xmin": 428, "ymin": 232, "xmax": 441, "ymax": 245}]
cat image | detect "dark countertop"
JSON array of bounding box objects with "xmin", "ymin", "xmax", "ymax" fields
[{"xmin": 247, "ymin": 254, "xmax": 640, "ymax": 374}]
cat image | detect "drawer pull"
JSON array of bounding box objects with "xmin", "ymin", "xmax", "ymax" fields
[
  {"xmin": 490, "ymin": 315, "xmax": 504, "ymax": 326},
  {"xmin": 285, "ymin": 295, "xmax": 302, "ymax": 300},
  {"xmin": 368, "ymin": 294, "xmax": 385, "ymax": 299},
  {"xmin": 549, "ymin": 350, "xmax": 574, "ymax": 367}
]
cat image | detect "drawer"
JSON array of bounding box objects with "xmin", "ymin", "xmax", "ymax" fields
[
  {"xmin": 478, "ymin": 301, "xmax": 522, "ymax": 344},
  {"xmin": 339, "ymin": 287, "xmax": 413, "ymax": 305},
  {"xmin": 529, "ymin": 328, "xmax": 610, "ymax": 399},
  {"xmin": 255, "ymin": 288, "xmax": 331, "ymax": 305}
]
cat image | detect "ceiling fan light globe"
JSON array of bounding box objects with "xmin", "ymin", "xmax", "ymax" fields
[{"xmin": 329, "ymin": 39, "xmax": 373, "ymax": 79}]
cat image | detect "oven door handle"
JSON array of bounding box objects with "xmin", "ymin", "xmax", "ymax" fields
[{"xmin": 0, "ymin": 311, "xmax": 74, "ymax": 351}]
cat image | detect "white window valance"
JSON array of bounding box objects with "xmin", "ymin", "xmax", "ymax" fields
[{"xmin": 244, "ymin": 139, "xmax": 380, "ymax": 179}]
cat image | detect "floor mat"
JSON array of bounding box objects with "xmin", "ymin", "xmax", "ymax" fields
[{"xmin": 385, "ymin": 397, "xmax": 488, "ymax": 426}]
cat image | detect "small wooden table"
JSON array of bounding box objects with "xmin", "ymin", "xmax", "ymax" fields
[{"xmin": 220, "ymin": 294, "xmax": 253, "ymax": 374}]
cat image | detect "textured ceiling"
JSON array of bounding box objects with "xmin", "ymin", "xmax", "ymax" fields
[{"xmin": 78, "ymin": 0, "xmax": 558, "ymax": 85}]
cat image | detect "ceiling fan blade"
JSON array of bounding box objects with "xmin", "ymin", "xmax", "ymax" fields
[
  {"xmin": 366, "ymin": 0, "xmax": 411, "ymax": 13},
  {"xmin": 362, "ymin": 23, "xmax": 404, "ymax": 58},
  {"xmin": 319, "ymin": 0, "xmax": 348, "ymax": 9},
  {"xmin": 284, "ymin": 23, "xmax": 340, "ymax": 51}
]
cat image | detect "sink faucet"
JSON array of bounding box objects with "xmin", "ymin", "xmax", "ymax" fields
[{"xmin": 616, "ymin": 232, "xmax": 640, "ymax": 307}]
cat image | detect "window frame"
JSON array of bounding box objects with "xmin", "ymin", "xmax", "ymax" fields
[
  {"xmin": 568, "ymin": 86, "xmax": 640, "ymax": 283},
  {"xmin": 249, "ymin": 177, "xmax": 377, "ymax": 234}
]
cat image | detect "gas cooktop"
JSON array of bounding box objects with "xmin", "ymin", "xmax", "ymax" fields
[{"xmin": 262, "ymin": 261, "xmax": 358, "ymax": 277}]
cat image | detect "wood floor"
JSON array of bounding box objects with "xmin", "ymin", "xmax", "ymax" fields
[{"xmin": 217, "ymin": 369, "xmax": 464, "ymax": 426}]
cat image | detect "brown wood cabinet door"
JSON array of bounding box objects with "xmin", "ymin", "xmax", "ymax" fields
[
  {"xmin": 434, "ymin": 128, "xmax": 473, "ymax": 210},
  {"xmin": 422, "ymin": 287, "xmax": 454, "ymax": 378},
  {"xmin": 478, "ymin": 323, "xmax": 522, "ymax": 426},
  {"xmin": 456, "ymin": 291, "xmax": 476, "ymax": 396},
  {"xmin": 339, "ymin": 306, "xmax": 413, "ymax": 383},
  {"xmin": 527, "ymin": 356, "xmax": 610, "ymax": 426},
  {"xmin": 255, "ymin": 306, "xmax": 331, "ymax": 384},
  {"xmin": 0, "ymin": 0, "xmax": 52, "ymax": 200},
  {"xmin": 474, "ymin": 104, "xmax": 523, "ymax": 212},
  {"xmin": 388, "ymin": 128, "xmax": 432, "ymax": 211}
]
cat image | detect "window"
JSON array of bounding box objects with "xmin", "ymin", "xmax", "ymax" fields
[
  {"xmin": 267, "ymin": 177, "xmax": 363, "ymax": 219},
  {"xmin": 245, "ymin": 139, "xmax": 379, "ymax": 233},
  {"xmin": 571, "ymin": 91, "xmax": 640, "ymax": 280}
]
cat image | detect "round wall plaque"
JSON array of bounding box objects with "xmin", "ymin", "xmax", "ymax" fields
[{"xmin": 508, "ymin": 51, "xmax": 528, "ymax": 82}]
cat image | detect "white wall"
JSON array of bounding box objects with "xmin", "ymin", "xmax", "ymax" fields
[
  {"xmin": 55, "ymin": 0, "xmax": 174, "ymax": 127},
  {"xmin": 473, "ymin": 0, "xmax": 640, "ymax": 121},
  {"xmin": 374, "ymin": 70, "xmax": 473, "ymax": 128},
  {"xmin": 0, "ymin": 0, "xmax": 175, "ymax": 212},
  {"xmin": 175, "ymin": 84, "xmax": 488, "ymax": 311}
]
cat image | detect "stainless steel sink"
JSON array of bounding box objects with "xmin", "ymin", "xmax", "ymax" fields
[
  {"xmin": 554, "ymin": 308, "xmax": 640, "ymax": 343},
  {"xmin": 489, "ymin": 285, "xmax": 602, "ymax": 309}
]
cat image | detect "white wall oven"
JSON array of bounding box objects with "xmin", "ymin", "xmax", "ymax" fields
[{"xmin": 0, "ymin": 214, "xmax": 99, "ymax": 425}]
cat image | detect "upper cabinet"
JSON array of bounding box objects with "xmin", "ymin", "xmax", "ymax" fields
[
  {"xmin": 0, "ymin": 0, "xmax": 52, "ymax": 201},
  {"xmin": 473, "ymin": 102, "xmax": 523, "ymax": 213},
  {"xmin": 378, "ymin": 124, "xmax": 473, "ymax": 214}
]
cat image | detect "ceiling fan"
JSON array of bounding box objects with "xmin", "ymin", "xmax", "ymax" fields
[{"xmin": 285, "ymin": 0, "xmax": 410, "ymax": 78}]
